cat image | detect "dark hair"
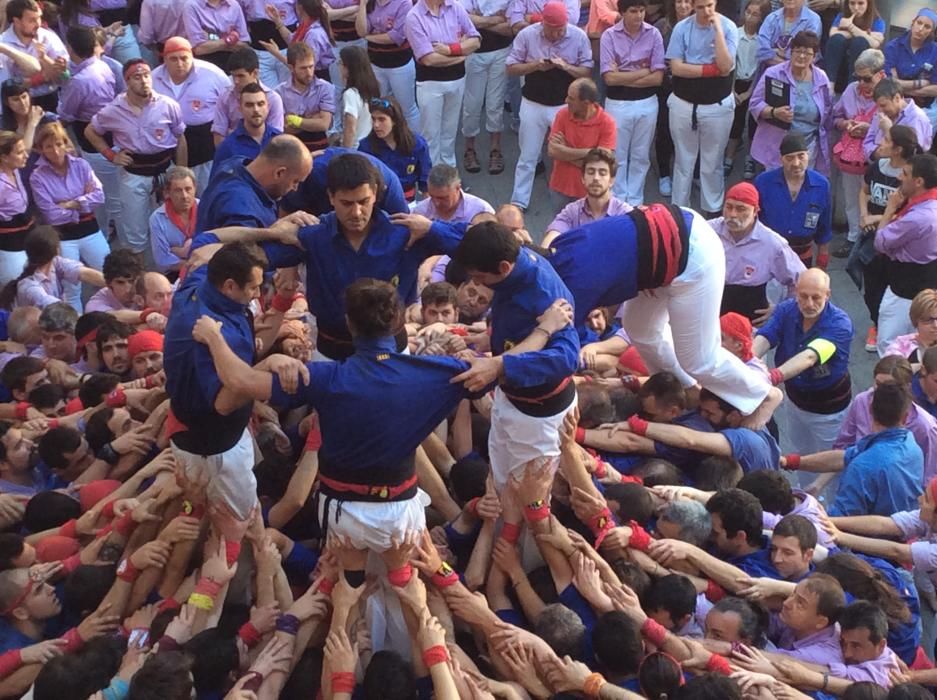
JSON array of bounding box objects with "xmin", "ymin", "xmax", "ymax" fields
[
  {"xmin": 709, "ymin": 597, "xmax": 767, "ymax": 647},
  {"xmin": 344, "ymin": 278, "xmax": 403, "ymax": 339},
  {"xmin": 644, "ymin": 574, "xmax": 697, "ymax": 626},
  {"xmin": 873, "ymin": 353, "xmax": 914, "ymax": 386},
  {"xmin": 95, "ymin": 317, "xmax": 133, "ymax": 356},
  {"xmin": 573, "ymin": 78, "xmax": 600, "ymax": 103},
  {"xmin": 694, "ymin": 456, "xmax": 743, "ymax": 491},
  {"xmin": 23, "ymin": 489, "xmax": 80, "ymax": 533},
  {"xmin": 78, "ymin": 373, "xmax": 120, "ymax": 409},
  {"xmin": 790, "ymin": 30, "xmax": 820, "ymax": 52},
  {"xmin": 844, "ymin": 683, "xmax": 889, "ymax": 700},
  {"xmin": 75, "ymin": 311, "xmax": 112, "ymax": 348},
  {"xmin": 37, "ymin": 425, "xmax": 83, "ymax": 472},
  {"xmin": 65, "ymin": 25, "xmax": 96, "ymax": 59},
  {"xmin": 102, "ymin": 249, "xmax": 143, "ymax": 284},
  {"xmin": 368, "ymin": 96, "xmax": 416, "ymax": 156},
  {"xmin": 362, "ymin": 650, "xmax": 417, "ymax": 700},
  {"xmin": 639, "ymin": 652, "xmax": 683, "ymax": 700},
  {"xmin": 582, "ymin": 147, "xmax": 617, "ymax": 177},
  {"xmin": 34, "ymin": 654, "xmax": 109, "ymax": 700},
  {"xmin": 617, "ymin": 0, "xmax": 648, "ymax": 12},
  {"xmin": 706, "ymin": 489, "xmax": 763, "ymax": 546},
  {"xmin": 206, "ymin": 241, "xmax": 268, "ymax": 290},
  {"xmin": 286, "ymin": 41, "xmax": 314, "ymax": 67},
  {"xmin": 888, "ymin": 125, "xmax": 923, "ymax": 162},
  {"xmin": 873, "ymin": 78, "xmax": 902, "ymax": 101},
  {"xmin": 28, "ymin": 383, "xmax": 65, "ymax": 413},
  {"xmin": 887, "ymin": 685, "xmax": 934, "ymax": 700},
  {"xmin": 326, "ymin": 152, "xmax": 384, "ymax": 195},
  {"xmin": 281, "ymin": 648, "xmax": 324, "ymax": 700},
  {"xmin": 449, "ymin": 454, "xmax": 488, "ymax": 504},
  {"xmin": 0, "ymin": 533, "xmax": 25, "ymax": 570},
  {"xmin": 673, "ymin": 674, "xmax": 741, "ymax": 700},
  {"xmin": 640, "ymin": 372, "xmax": 688, "ymax": 412},
  {"xmin": 63, "ymin": 563, "xmax": 117, "ymax": 617},
  {"xmin": 633, "ymin": 458, "xmax": 684, "ymax": 486},
  {"xmin": 842, "ymin": 0, "xmax": 878, "ymax": 31},
  {"xmin": 611, "ymin": 558, "xmax": 652, "ymax": 598},
  {"xmin": 128, "ymin": 652, "xmax": 194, "ymax": 700},
  {"xmin": 737, "ymin": 470, "xmax": 795, "ymax": 515},
  {"xmin": 226, "ymin": 46, "xmax": 259, "ymax": 74},
  {"xmin": 803, "ymin": 573, "xmax": 847, "ymax": 624},
  {"xmin": 6, "ymin": 0, "xmax": 40, "ymax": 23},
  {"xmin": 183, "ymin": 628, "xmax": 239, "ymax": 695},
  {"xmin": 1, "ymin": 355, "xmax": 45, "ymax": 393},
  {"xmin": 0, "ymin": 226, "xmax": 60, "ymax": 309},
  {"xmin": 85, "ymin": 406, "xmax": 117, "ymax": 452},
  {"xmin": 238, "ymin": 81, "xmax": 266, "ymax": 101},
  {"xmin": 773, "ymin": 514, "xmax": 817, "ymax": 552},
  {"xmin": 453, "ymin": 221, "xmax": 520, "ymax": 274},
  {"xmin": 698, "ymin": 388, "xmax": 741, "ymax": 416},
  {"xmin": 340, "ymin": 45, "xmax": 379, "ymax": 103},
  {"xmin": 816, "ymin": 552, "xmax": 912, "ymax": 626},
  {"xmin": 839, "ymin": 600, "xmax": 889, "ymax": 644},
  {"xmin": 420, "ymin": 281, "xmax": 457, "ymax": 309},
  {"xmin": 592, "ymin": 611, "xmax": 643, "ymax": 674},
  {"xmin": 604, "ymin": 482, "xmax": 654, "ymax": 523},
  {"xmin": 297, "ymin": 0, "xmax": 335, "ymax": 43},
  {"xmin": 870, "ymin": 381, "xmax": 911, "ymax": 427},
  {"xmin": 910, "ymin": 154, "xmax": 937, "ymax": 190}
]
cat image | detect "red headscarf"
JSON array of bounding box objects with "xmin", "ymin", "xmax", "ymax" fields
[{"xmin": 720, "ymin": 312, "xmax": 754, "ymax": 362}]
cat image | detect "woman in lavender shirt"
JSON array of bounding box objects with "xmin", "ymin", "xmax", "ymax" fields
[
  {"xmin": 29, "ymin": 122, "xmax": 109, "ymax": 311},
  {"xmin": 0, "ymin": 131, "xmax": 33, "ymax": 287}
]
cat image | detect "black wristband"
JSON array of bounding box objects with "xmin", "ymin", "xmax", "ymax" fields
[{"xmin": 97, "ymin": 443, "xmax": 120, "ymax": 465}]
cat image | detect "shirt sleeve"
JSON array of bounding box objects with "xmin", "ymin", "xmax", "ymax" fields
[
  {"xmin": 506, "ymin": 28, "xmax": 528, "ymax": 64},
  {"xmin": 149, "ymin": 211, "xmax": 183, "ymax": 270},
  {"xmin": 55, "ymin": 257, "xmax": 83, "ymax": 285},
  {"xmin": 74, "ymin": 159, "xmax": 105, "ymax": 212},
  {"xmin": 547, "ymin": 205, "xmax": 574, "ymax": 234},
  {"xmin": 260, "ymin": 240, "xmax": 306, "ymax": 269},
  {"xmin": 599, "ymin": 29, "xmax": 615, "ymax": 74},
  {"xmin": 649, "ymin": 28, "xmax": 666, "ymax": 71},
  {"xmin": 17, "ymin": 278, "xmax": 61, "ymax": 309},
  {"xmin": 891, "ymin": 509, "xmax": 930, "ymax": 540},
  {"xmin": 597, "ymin": 112, "xmax": 616, "ymax": 150},
  {"xmin": 910, "ymin": 541, "xmax": 937, "ymax": 579},
  {"xmin": 756, "ymin": 14, "xmax": 777, "ymax": 63},
  {"xmin": 343, "ymin": 88, "xmax": 363, "ymax": 117},
  {"xmin": 183, "ymin": 3, "xmax": 210, "ymax": 46},
  {"xmin": 266, "ymin": 90, "xmax": 285, "ymax": 131},
  {"xmin": 755, "ymin": 303, "xmax": 783, "ymax": 348},
  {"xmin": 404, "ymin": 11, "xmax": 434, "ymax": 61}
]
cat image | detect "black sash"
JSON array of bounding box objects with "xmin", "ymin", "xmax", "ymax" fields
[
  {"xmin": 367, "ymin": 41, "xmax": 413, "ymax": 69},
  {"xmin": 70, "ymin": 120, "xmax": 113, "ymax": 154},
  {"xmin": 522, "ymin": 68, "xmax": 573, "ymax": 106},
  {"xmin": 125, "ymin": 149, "xmax": 174, "ymax": 177},
  {"xmin": 888, "ymin": 259, "xmax": 937, "ymax": 301},
  {"xmin": 787, "ymin": 372, "xmax": 851, "ymax": 415},
  {"xmin": 0, "ymin": 212, "xmax": 34, "ymax": 252},
  {"xmin": 97, "ymin": 7, "xmax": 127, "ymax": 25},
  {"xmin": 184, "ymin": 122, "xmax": 216, "ymax": 167},
  {"xmin": 58, "ymin": 215, "xmax": 99, "ymax": 242},
  {"xmin": 332, "ymin": 19, "xmax": 358, "ymax": 41},
  {"xmin": 248, "ymin": 19, "xmax": 290, "ymax": 50},
  {"xmin": 317, "ymin": 324, "xmax": 408, "ymax": 361},
  {"xmin": 415, "ymin": 62, "xmax": 465, "ymax": 82},
  {"xmin": 672, "ymin": 73, "xmax": 733, "ymax": 105},
  {"xmin": 478, "ymin": 27, "xmax": 512, "ymax": 53},
  {"xmin": 606, "ymin": 85, "xmax": 658, "ymax": 101},
  {"xmin": 721, "ymin": 283, "xmax": 768, "ymax": 322}
]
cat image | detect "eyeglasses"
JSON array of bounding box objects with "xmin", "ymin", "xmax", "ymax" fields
[
  {"xmin": 920, "ymin": 317, "xmax": 937, "ymax": 326},
  {"xmin": 791, "ymin": 48, "xmax": 815, "ymax": 57},
  {"xmin": 370, "ymin": 98, "xmax": 392, "ymax": 109},
  {"xmin": 856, "ymin": 74, "xmax": 876, "ymax": 83}
]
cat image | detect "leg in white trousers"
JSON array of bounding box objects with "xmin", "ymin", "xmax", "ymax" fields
[
  {"xmin": 621, "ymin": 211, "xmax": 771, "ymax": 415},
  {"xmin": 0, "ymin": 251, "xmax": 26, "ymax": 287},
  {"xmin": 839, "ymin": 171, "xmax": 864, "ymax": 243},
  {"xmin": 416, "ymin": 78, "xmax": 466, "ymax": 167},
  {"xmin": 60, "ymin": 232, "xmax": 111, "ymax": 311},
  {"xmin": 667, "ymin": 94, "xmax": 733, "ymax": 212},
  {"xmin": 605, "ymin": 96, "xmax": 658, "ymax": 206},
  {"xmin": 118, "ymin": 170, "xmax": 158, "ymax": 253},
  {"xmin": 374, "ymin": 61, "xmax": 420, "ymax": 134},
  {"xmin": 511, "ymin": 98, "xmax": 562, "ymax": 209},
  {"xmin": 462, "ymin": 48, "xmax": 509, "ymax": 140},
  {"xmin": 783, "ymin": 401, "xmax": 846, "ymax": 499},
  {"xmin": 877, "ymin": 286, "xmax": 914, "ymax": 356},
  {"xmin": 82, "ymin": 150, "xmax": 122, "ymax": 241}
]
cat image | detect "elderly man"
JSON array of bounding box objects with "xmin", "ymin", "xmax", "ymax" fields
[
  {"xmin": 150, "ymin": 167, "xmax": 199, "ymax": 275},
  {"xmin": 754, "ymin": 268, "xmax": 854, "ymax": 466},
  {"xmin": 863, "ymin": 79, "xmax": 933, "ymax": 160},
  {"xmin": 874, "ymin": 154, "xmax": 937, "ymax": 355},
  {"xmin": 413, "ymin": 164, "xmax": 495, "ymax": 223},
  {"xmin": 711, "ymin": 182, "xmax": 805, "ymax": 324},
  {"xmin": 507, "ymin": 1, "xmax": 592, "ymax": 211},
  {"xmin": 547, "ymin": 78, "xmax": 617, "ymax": 213}
]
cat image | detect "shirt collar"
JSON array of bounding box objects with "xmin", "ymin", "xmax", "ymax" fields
[
  {"xmin": 492, "ymin": 248, "xmax": 538, "ymax": 292},
  {"xmin": 353, "ymin": 335, "xmax": 399, "ymax": 353},
  {"xmin": 792, "ymin": 624, "xmax": 838, "ymax": 649},
  {"xmin": 197, "ymin": 276, "xmax": 250, "ymax": 315}
]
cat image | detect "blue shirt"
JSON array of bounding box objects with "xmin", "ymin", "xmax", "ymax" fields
[
  {"xmin": 665, "ymin": 13, "xmax": 739, "ymax": 64},
  {"xmin": 196, "ymin": 157, "xmax": 278, "ymax": 231},
  {"xmin": 756, "ymin": 298, "xmax": 853, "ymax": 394},
  {"xmin": 722, "ymin": 427, "xmax": 780, "ymax": 472},
  {"xmin": 830, "ymin": 428, "xmax": 924, "ymax": 517},
  {"xmin": 912, "ymin": 374, "xmax": 937, "ymax": 420},
  {"xmin": 601, "ymin": 410, "xmax": 714, "ymax": 475},
  {"xmin": 280, "ymin": 146, "xmax": 408, "ymax": 217},
  {"xmin": 883, "ymin": 33, "xmax": 937, "ymax": 82},
  {"xmin": 756, "ymin": 5, "xmax": 822, "ymax": 63},
  {"xmin": 755, "ymin": 167, "xmax": 832, "ymax": 245},
  {"xmin": 853, "ymin": 553, "xmax": 920, "ymax": 665},
  {"xmin": 210, "ymin": 121, "xmax": 280, "ymax": 179},
  {"xmin": 358, "ymin": 133, "xmax": 432, "ymax": 198},
  {"xmin": 261, "ymin": 210, "xmax": 463, "ymax": 333},
  {"xmin": 164, "ymin": 265, "xmax": 255, "ymax": 454},
  {"xmin": 489, "ymin": 248, "xmax": 580, "ymax": 391},
  {"xmin": 727, "ymin": 537, "xmax": 777, "ymax": 578}
]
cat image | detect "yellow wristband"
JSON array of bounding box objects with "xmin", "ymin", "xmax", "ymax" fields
[
  {"xmin": 187, "ymin": 593, "xmax": 214, "ymax": 611},
  {"xmin": 806, "ymin": 337, "xmax": 836, "ymax": 364}
]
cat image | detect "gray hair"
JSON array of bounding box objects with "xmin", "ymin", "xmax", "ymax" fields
[
  {"xmin": 38, "ymin": 302, "xmax": 78, "ymax": 333},
  {"xmin": 164, "ymin": 165, "xmax": 196, "ymax": 188},
  {"xmin": 572, "ymin": 77, "xmax": 599, "ymax": 104},
  {"xmin": 660, "ymin": 499, "xmax": 711, "ymax": 547},
  {"xmin": 854, "ymin": 48, "xmax": 884, "ymax": 74},
  {"xmin": 427, "ymin": 163, "xmax": 460, "ymax": 189}
]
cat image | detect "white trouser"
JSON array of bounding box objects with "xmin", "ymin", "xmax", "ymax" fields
[
  {"xmin": 374, "ymin": 61, "xmax": 420, "ymax": 134},
  {"xmin": 462, "ymin": 47, "xmax": 510, "ymax": 139},
  {"xmin": 0, "ymin": 251, "xmax": 25, "ymax": 286},
  {"xmin": 117, "ymin": 169, "xmax": 158, "ymax": 253},
  {"xmin": 621, "ymin": 210, "xmax": 772, "ymax": 415},
  {"xmin": 877, "ymin": 286, "xmax": 914, "ymax": 356},
  {"xmin": 839, "ymin": 171, "xmax": 863, "ymax": 242},
  {"xmin": 511, "ymin": 98, "xmax": 563, "ymax": 209},
  {"xmin": 191, "ymin": 162, "xmax": 212, "ymax": 196},
  {"xmin": 606, "ymin": 95, "xmax": 658, "ymax": 206},
  {"xmin": 318, "ymin": 488, "xmax": 429, "ymax": 551},
  {"xmin": 257, "ymin": 49, "xmax": 290, "ymax": 92},
  {"xmin": 783, "ymin": 400, "xmax": 846, "ymax": 498},
  {"xmin": 488, "ymin": 386, "xmax": 577, "ymax": 489},
  {"xmin": 82, "ymin": 150, "xmax": 122, "ymax": 239},
  {"xmin": 172, "ymin": 428, "xmax": 258, "ymax": 522},
  {"xmin": 417, "ymin": 77, "xmax": 466, "ymax": 167},
  {"xmin": 109, "ymin": 27, "xmax": 142, "ymax": 65},
  {"xmin": 59, "ymin": 231, "xmax": 110, "ymax": 312},
  {"xmin": 667, "ymin": 93, "xmax": 733, "ymax": 212}
]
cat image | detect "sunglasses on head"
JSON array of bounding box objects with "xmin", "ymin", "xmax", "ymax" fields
[{"xmin": 369, "ymin": 98, "xmax": 392, "ymax": 109}]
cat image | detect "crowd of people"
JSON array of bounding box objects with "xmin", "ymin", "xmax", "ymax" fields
[{"xmin": 0, "ymin": 0, "xmax": 931, "ymax": 698}]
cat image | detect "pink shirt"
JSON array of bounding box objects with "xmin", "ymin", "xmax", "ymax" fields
[
  {"xmin": 58, "ymin": 57, "xmax": 117, "ymax": 124},
  {"xmin": 85, "ymin": 287, "xmax": 133, "ymax": 313},
  {"xmin": 405, "ymin": 0, "xmax": 480, "ymax": 62},
  {"xmin": 90, "ymin": 93, "xmax": 186, "ymax": 154}
]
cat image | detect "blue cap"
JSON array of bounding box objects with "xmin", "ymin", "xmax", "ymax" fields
[{"xmin": 915, "ymin": 8, "xmax": 937, "ymax": 27}]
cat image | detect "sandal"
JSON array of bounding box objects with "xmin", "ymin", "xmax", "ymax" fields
[
  {"xmin": 463, "ymin": 148, "xmax": 481, "ymax": 173},
  {"xmin": 489, "ymin": 149, "xmax": 504, "ymax": 174}
]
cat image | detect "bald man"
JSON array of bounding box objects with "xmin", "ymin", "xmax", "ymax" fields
[{"xmin": 753, "ymin": 268, "xmax": 854, "ymax": 474}]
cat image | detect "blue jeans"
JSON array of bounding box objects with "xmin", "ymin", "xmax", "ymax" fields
[{"xmin": 824, "ymin": 33, "xmax": 870, "ymax": 93}]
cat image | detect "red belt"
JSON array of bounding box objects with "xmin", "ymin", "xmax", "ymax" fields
[
  {"xmin": 318, "ymin": 473, "xmax": 417, "ymax": 500},
  {"xmin": 502, "ymin": 375, "xmax": 572, "ymax": 405}
]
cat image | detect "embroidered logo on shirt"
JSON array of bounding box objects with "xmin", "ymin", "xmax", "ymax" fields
[
  {"xmin": 503, "ymin": 340, "xmax": 515, "ymax": 351},
  {"xmin": 406, "ymin": 164, "xmax": 415, "ymax": 174},
  {"xmin": 376, "ymin": 353, "xmax": 390, "ymax": 361},
  {"xmin": 744, "ymin": 265, "xmax": 755, "ymax": 279},
  {"xmin": 192, "ymin": 99, "xmax": 202, "ymax": 112},
  {"xmin": 390, "ymin": 274, "xmax": 399, "ymax": 287},
  {"xmin": 369, "ymin": 485, "xmax": 390, "ymax": 499},
  {"xmin": 154, "ymin": 127, "xmax": 165, "ymax": 141}
]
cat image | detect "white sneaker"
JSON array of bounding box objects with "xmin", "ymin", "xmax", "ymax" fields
[{"xmin": 659, "ymin": 176, "xmax": 672, "ymax": 197}]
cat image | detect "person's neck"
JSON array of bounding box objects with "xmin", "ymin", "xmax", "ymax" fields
[
  {"xmin": 244, "ymin": 120, "xmax": 265, "ymax": 141},
  {"xmin": 792, "ymin": 624, "xmax": 827, "ymax": 642},
  {"xmin": 169, "ymin": 199, "xmax": 192, "ymax": 216},
  {"xmin": 624, "ymin": 21, "xmax": 642, "ymax": 35},
  {"xmin": 791, "ymin": 65, "xmax": 811, "ymax": 81},
  {"xmin": 802, "ymin": 313, "xmax": 820, "ymax": 332},
  {"xmin": 580, "ymin": 103, "xmax": 598, "ymax": 121},
  {"xmin": 37, "ymin": 260, "xmax": 54, "ymax": 276},
  {"xmin": 871, "ymin": 419, "xmax": 899, "ymax": 434},
  {"xmin": 14, "ymin": 112, "xmax": 26, "ymax": 129},
  {"xmin": 171, "ymin": 68, "xmax": 192, "ymax": 86},
  {"xmin": 425, "ymin": 0, "xmax": 443, "ymax": 13},
  {"xmin": 342, "ymin": 223, "xmax": 372, "ymax": 250},
  {"xmin": 731, "ymin": 541, "xmax": 760, "ymax": 558},
  {"xmin": 586, "ymin": 192, "xmax": 610, "ymax": 217},
  {"xmin": 0, "ymin": 464, "xmax": 31, "ymax": 486},
  {"xmin": 126, "ymin": 91, "xmax": 149, "ymax": 110},
  {"xmin": 730, "ymin": 223, "xmax": 755, "ymax": 242},
  {"xmin": 51, "ymin": 159, "xmax": 68, "ymax": 176},
  {"xmin": 923, "ymin": 378, "xmax": 937, "ymax": 403},
  {"xmin": 11, "ymin": 616, "xmax": 43, "ymax": 642},
  {"xmin": 785, "ymin": 171, "xmax": 805, "ymax": 188},
  {"xmin": 910, "ymin": 37, "xmax": 923, "ymax": 51},
  {"xmin": 12, "ymin": 28, "xmax": 29, "ymax": 45},
  {"xmin": 382, "ymin": 134, "xmax": 397, "ymax": 150},
  {"xmin": 888, "ymin": 155, "xmax": 906, "ymax": 169},
  {"xmin": 783, "ymin": 5, "xmax": 799, "ymax": 19}
]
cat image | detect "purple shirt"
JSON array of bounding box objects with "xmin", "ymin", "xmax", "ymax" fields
[
  {"xmin": 29, "ymin": 155, "xmax": 105, "ymax": 227},
  {"xmin": 275, "ymin": 78, "xmax": 337, "ymax": 120},
  {"xmin": 829, "ymin": 647, "xmax": 900, "ymax": 685},
  {"xmin": 295, "ymin": 22, "xmax": 336, "ymax": 71},
  {"xmin": 711, "ymin": 217, "xmax": 805, "ymax": 290},
  {"xmin": 212, "ymin": 82, "xmax": 285, "ymax": 136},
  {"xmin": 367, "ymin": 0, "xmax": 411, "ymax": 46},
  {"xmin": 0, "ymin": 170, "xmax": 30, "ymax": 221},
  {"xmin": 412, "ymin": 190, "xmax": 494, "ymax": 223},
  {"xmin": 831, "ymin": 81, "xmax": 875, "ymax": 122},
  {"xmin": 150, "ymin": 201, "xmax": 198, "ymax": 272},
  {"xmin": 863, "ymin": 100, "xmax": 934, "ymax": 159},
  {"xmin": 405, "ymin": 0, "xmax": 480, "ymax": 62},
  {"xmin": 599, "ymin": 21, "xmax": 665, "ymax": 74},
  {"xmin": 506, "ymin": 0, "xmax": 581, "ymax": 28},
  {"xmin": 891, "ymin": 510, "xmax": 937, "ymax": 587},
  {"xmin": 139, "ymin": 0, "xmax": 187, "ymax": 45},
  {"xmin": 239, "ymin": 0, "xmax": 297, "ymax": 24},
  {"xmin": 507, "ymin": 23, "xmax": 593, "ymax": 68},
  {"xmin": 834, "ymin": 386, "xmax": 937, "ymax": 484},
  {"xmin": 749, "ymin": 62, "xmax": 834, "ymax": 174},
  {"xmin": 182, "ymin": 0, "xmax": 250, "ymax": 46},
  {"xmin": 58, "ymin": 57, "xmax": 117, "ymax": 123},
  {"xmin": 152, "ymin": 60, "xmax": 231, "ymax": 127},
  {"xmin": 15, "ymin": 257, "xmax": 83, "ymax": 309},
  {"xmin": 763, "ymin": 490, "xmax": 835, "ymax": 549},
  {"xmin": 547, "ymin": 195, "xmax": 632, "ymax": 234},
  {"xmin": 85, "ymin": 287, "xmax": 132, "ymax": 313},
  {"xmin": 775, "ymin": 624, "xmax": 844, "ymax": 666},
  {"xmin": 0, "ymin": 26, "xmax": 67, "ymax": 97},
  {"xmin": 874, "ymin": 199, "xmax": 937, "ymax": 264},
  {"xmin": 91, "ymin": 92, "xmax": 186, "ymax": 154}
]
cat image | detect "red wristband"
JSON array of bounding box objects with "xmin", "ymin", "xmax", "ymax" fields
[
  {"xmin": 501, "ymin": 522, "xmax": 521, "ymax": 544},
  {"xmin": 195, "ymin": 577, "xmax": 223, "ymax": 598},
  {"xmin": 590, "ymin": 507, "xmax": 615, "ymax": 549},
  {"xmin": 465, "ymin": 497, "xmax": 480, "ymax": 516},
  {"xmin": 157, "ymin": 597, "xmax": 180, "ymax": 613},
  {"xmin": 225, "ymin": 540, "xmax": 241, "ymax": 566},
  {"xmin": 701, "ymin": 63, "xmax": 720, "ymax": 77},
  {"xmin": 784, "ymin": 453, "xmax": 801, "ymax": 471},
  {"xmin": 448, "ymin": 42, "xmax": 462, "ymax": 56},
  {"xmin": 523, "ymin": 500, "xmax": 550, "ymax": 522},
  {"xmin": 61, "ymin": 627, "xmax": 84, "ymax": 651},
  {"xmin": 387, "ymin": 564, "xmax": 413, "ymax": 587},
  {"xmin": 114, "ymin": 511, "xmax": 135, "ymax": 537},
  {"xmin": 304, "ymin": 419, "xmax": 322, "ymax": 452},
  {"xmin": 58, "ymin": 519, "xmax": 78, "ymax": 539},
  {"xmin": 705, "ymin": 654, "xmax": 732, "ymax": 675},
  {"xmin": 620, "ymin": 474, "xmax": 643, "ymax": 485},
  {"xmin": 47, "ymin": 418, "xmax": 59, "ymax": 429},
  {"xmin": 641, "ymin": 617, "xmax": 667, "ymax": 647},
  {"xmin": 431, "ymin": 563, "xmax": 459, "ymax": 588},
  {"xmin": 116, "ymin": 558, "xmax": 140, "ymax": 583},
  {"xmin": 575, "ymin": 426, "xmax": 586, "ymax": 444},
  {"xmin": 29, "ymin": 72, "xmax": 44, "ymax": 88},
  {"xmin": 331, "ymin": 671, "xmax": 356, "ymax": 694},
  {"xmin": 105, "ymin": 387, "xmax": 127, "ymax": 408},
  {"xmin": 816, "ymin": 253, "xmax": 830, "ymax": 270},
  {"xmin": 621, "ymin": 375, "xmax": 641, "ymax": 392},
  {"xmin": 317, "ymin": 577, "xmax": 335, "ymax": 595},
  {"xmin": 768, "ymin": 368, "xmax": 784, "ymax": 386},
  {"xmin": 102, "ymin": 148, "xmax": 116, "ymax": 162},
  {"xmin": 593, "ymin": 454, "xmax": 607, "ymax": 479},
  {"xmin": 422, "ymin": 644, "xmax": 450, "ymax": 667},
  {"xmin": 62, "ymin": 553, "xmax": 81, "ymax": 574},
  {"xmin": 706, "ymin": 579, "xmax": 727, "ymax": 603},
  {"xmin": 627, "ymin": 521, "xmax": 651, "ymax": 552},
  {"xmin": 627, "ymin": 415, "xmax": 649, "ymax": 437},
  {"xmin": 238, "ymin": 621, "xmax": 262, "ymax": 648},
  {"xmin": 139, "ymin": 308, "xmax": 157, "ymax": 323},
  {"xmin": 14, "ymin": 402, "xmax": 30, "ymax": 421}
]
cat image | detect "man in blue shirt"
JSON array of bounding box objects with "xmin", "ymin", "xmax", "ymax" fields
[
  {"xmin": 210, "ymin": 83, "xmax": 280, "ymax": 178},
  {"xmin": 913, "ymin": 346, "xmax": 937, "ymax": 419},
  {"xmin": 754, "ymin": 133, "xmax": 832, "ymax": 269},
  {"xmin": 785, "ymin": 382, "xmax": 924, "ymax": 517},
  {"xmin": 754, "ymin": 268, "xmax": 853, "ymax": 470},
  {"xmin": 197, "ymin": 134, "xmax": 312, "ymax": 231}
]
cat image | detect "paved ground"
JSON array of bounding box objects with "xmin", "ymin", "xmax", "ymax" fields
[{"xmin": 453, "ymin": 119, "xmax": 879, "ymax": 408}]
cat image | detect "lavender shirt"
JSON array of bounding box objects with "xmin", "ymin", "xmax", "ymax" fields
[
  {"xmin": 240, "ymin": 0, "xmax": 297, "ymax": 24},
  {"xmin": 507, "ymin": 23, "xmax": 593, "ymax": 68},
  {"xmin": 835, "ymin": 386, "xmax": 937, "ymax": 484},
  {"xmin": 296, "ymin": 22, "xmax": 336, "ymax": 71},
  {"xmin": 90, "ymin": 93, "xmax": 186, "ymax": 154},
  {"xmin": 150, "ymin": 201, "xmax": 198, "ymax": 272},
  {"xmin": 863, "ymin": 101, "xmax": 934, "ymax": 160},
  {"xmin": 275, "ymin": 78, "xmax": 337, "ymax": 119},
  {"xmin": 139, "ymin": 0, "xmax": 187, "ymax": 45},
  {"xmin": 763, "ymin": 490, "xmax": 835, "ymax": 549},
  {"xmin": 506, "ymin": 0, "xmax": 581, "ymax": 28},
  {"xmin": 0, "ymin": 27, "xmax": 67, "ymax": 96},
  {"xmin": 891, "ymin": 510, "xmax": 937, "ymax": 587},
  {"xmin": 212, "ymin": 82, "xmax": 285, "ymax": 135},
  {"xmin": 884, "ymin": 333, "xmax": 921, "ymax": 361},
  {"xmin": 29, "ymin": 155, "xmax": 105, "ymax": 227},
  {"xmin": 547, "ymin": 195, "xmax": 632, "ymax": 234},
  {"xmin": 829, "ymin": 648, "xmax": 900, "ymax": 685},
  {"xmin": 58, "ymin": 57, "xmax": 118, "ymax": 124},
  {"xmin": 0, "ymin": 170, "xmax": 30, "ymax": 221},
  {"xmin": 711, "ymin": 217, "xmax": 805, "ymax": 290},
  {"xmin": 413, "ymin": 190, "xmax": 494, "ymax": 223},
  {"xmin": 775, "ymin": 624, "xmax": 844, "ymax": 666},
  {"xmin": 85, "ymin": 287, "xmax": 131, "ymax": 313},
  {"xmin": 599, "ymin": 21, "xmax": 665, "ymax": 75},
  {"xmin": 831, "ymin": 81, "xmax": 875, "ymax": 123},
  {"xmin": 15, "ymin": 257, "xmax": 83, "ymax": 309},
  {"xmin": 749, "ymin": 62, "xmax": 834, "ymax": 174},
  {"xmin": 182, "ymin": 0, "xmax": 250, "ymax": 46},
  {"xmin": 366, "ymin": 0, "xmax": 411, "ymax": 46},
  {"xmin": 152, "ymin": 60, "xmax": 232, "ymax": 127},
  {"xmin": 405, "ymin": 0, "xmax": 480, "ymax": 62},
  {"xmin": 874, "ymin": 200, "xmax": 937, "ymax": 264}
]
